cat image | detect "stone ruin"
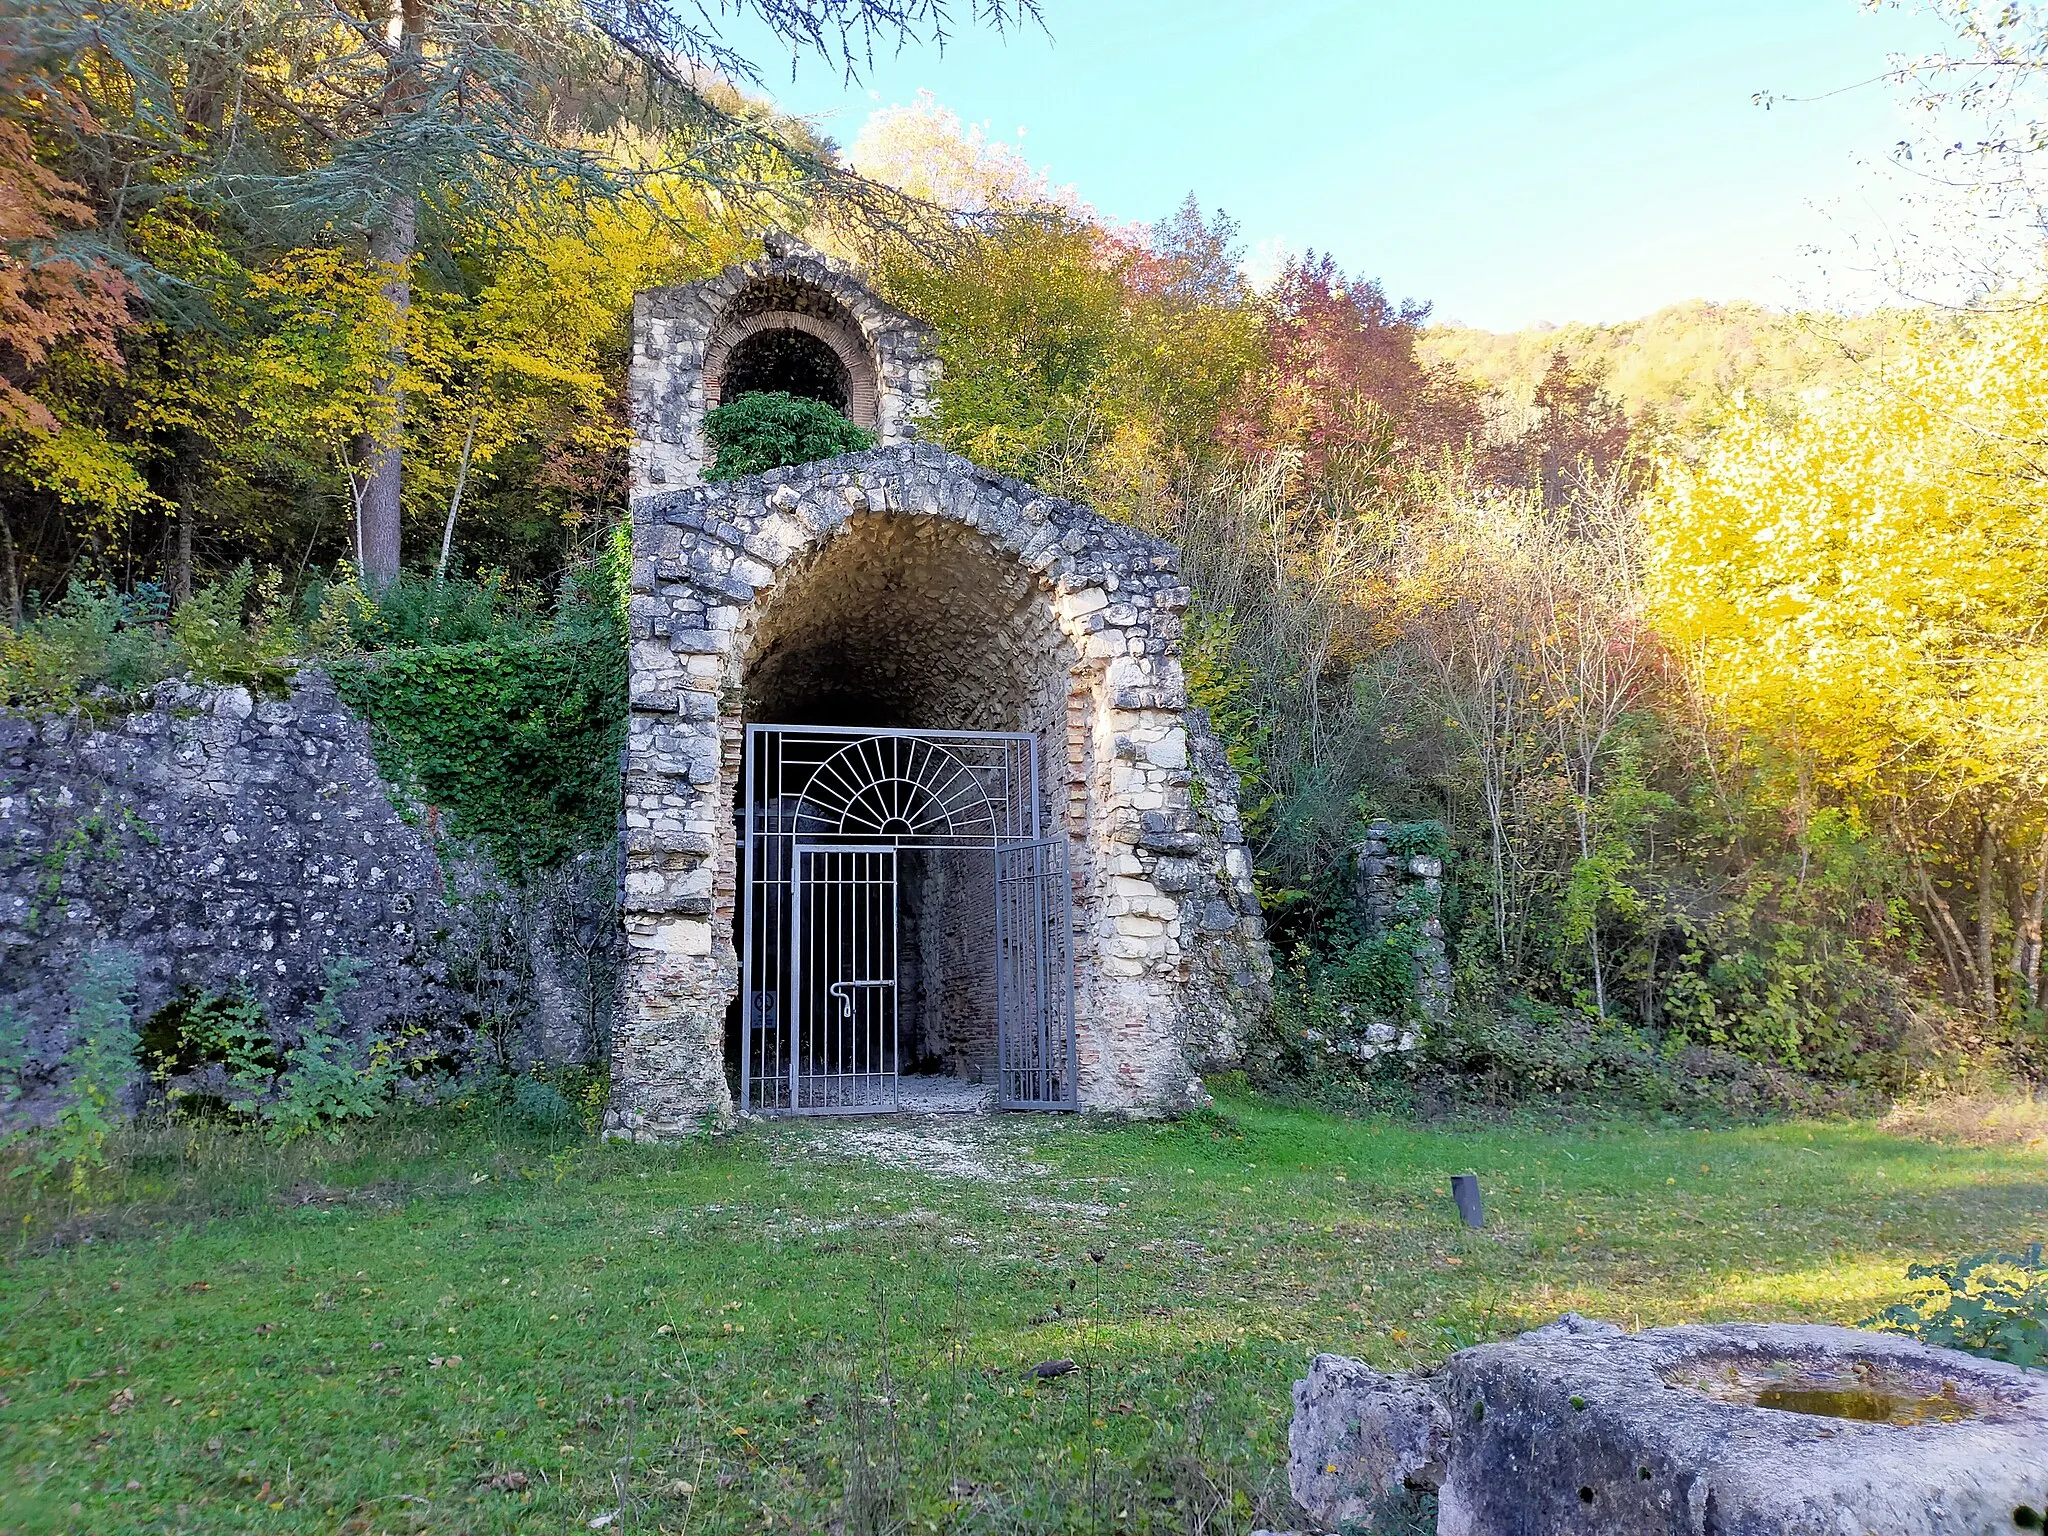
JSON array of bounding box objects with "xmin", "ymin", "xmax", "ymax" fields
[
  {"xmin": 1288, "ymin": 1315, "xmax": 2048, "ymax": 1534},
  {"xmin": 1353, "ymin": 820, "xmax": 1451, "ymax": 1026},
  {"xmin": 610, "ymin": 236, "xmax": 1271, "ymax": 1134}
]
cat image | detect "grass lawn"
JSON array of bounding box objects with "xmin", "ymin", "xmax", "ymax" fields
[{"xmin": 1, "ymin": 1088, "xmax": 2043, "ymax": 1534}]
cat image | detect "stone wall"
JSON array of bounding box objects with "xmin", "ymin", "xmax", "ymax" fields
[
  {"xmin": 1352, "ymin": 819, "xmax": 1452, "ymax": 1023},
  {"xmin": 0, "ymin": 673, "xmax": 613, "ymax": 1114},
  {"xmin": 614, "ymin": 444, "xmax": 1270, "ymax": 1135},
  {"xmin": 1183, "ymin": 705, "xmax": 1274, "ymax": 1066}
]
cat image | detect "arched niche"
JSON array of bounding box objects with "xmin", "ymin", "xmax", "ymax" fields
[{"xmin": 630, "ymin": 236, "xmax": 931, "ymax": 489}]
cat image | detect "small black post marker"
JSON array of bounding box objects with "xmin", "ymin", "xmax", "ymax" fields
[{"xmin": 1451, "ymin": 1173, "xmax": 1484, "ymax": 1229}]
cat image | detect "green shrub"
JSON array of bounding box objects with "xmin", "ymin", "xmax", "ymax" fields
[
  {"xmin": 167, "ymin": 562, "xmax": 295, "ymax": 688},
  {"xmin": 266, "ymin": 959, "xmax": 400, "ymax": 1144},
  {"xmin": 0, "ymin": 569, "xmax": 297, "ymax": 709},
  {"xmin": 1247, "ymin": 936, "xmax": 1424, "ymax": 1106},
  {"xmin": 1869, "ymin": 1247, "xmax": 2048, "ymax": 1371},
  {"xmin": 702, "ymin": 391, "xmax": 877, "ymax": 481},
  {"xmin": 330, "ymin": 553, "xmax": 627, "ymax": 877},
  {"xmin": 2, "ymin": 951, "xmax": 140, "ymax": 1192},
  {"xmin": 138, "ymin": 986, "xmax": 276, "ymax": 1118},
  {"xmin": 308, "ymin": 566, "xmax": 547, "ymax": 653},
  {"xmin": 512, "ymin": 1075, "xmax": 577, "ymax": 1130},
  {"xmin": 0, "ymin": 583, "xmax": 170, "ymax": 708},
  {"xmin": 1383, "ymin": 820, "xmax": 1451, "ymax": 860}
]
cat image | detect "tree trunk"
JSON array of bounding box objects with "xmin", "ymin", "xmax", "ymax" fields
[
  {"xmin": 354, "ymin": 193, "xmax": 415, "ymax": 586},
  {"xmin": 0, "ymin": 505, "xmax": 19, "ymax": 628},
  {"xmin": 2027, "ymin": 827, "xmax": 2048, "ymax": 1010},
  {"xmin": 354, "ymin": 0, "xmax": 426, "ymax": 587},
  {"xmin": 1977, "ymin": 817, "xmax": 1999, "ymax": 1021},
  {"xmin": 1897, "ymin": 816, "xmax": 1978, "ymax": 1008},
  {"xmin": 436, "ymin": 412, "xmax": 477, "ymax": 580},
  {"xmin": 174, "ymin": 468, "xmax": 195, "ymax": 605},
  {"xmin": 1573, "ymin": 784, "xmax": 1606, "ymax": 1020}
]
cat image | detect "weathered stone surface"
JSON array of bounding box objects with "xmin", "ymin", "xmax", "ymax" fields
[
  {"xmin": 630, "ymin": 233, "xmax": 939, "ymax": 491},
  {"xmin": 0, "ymin": 672, "xmax": 615, "ymax": 1117},
  {"xmin": 1436, "ymin": 1319, "xmax": 2048, "ymax": 1534},
  {"xmin": 1288, "ymin": 1352, "xmax": 1450, "ymax": 1529},
  {"xmin": 616, "ymin": 444, "xmax": 1272, "ymax": 1130},
  {"xmin": 1352, "ymin": 821, "xmax": 1450, "ymax": 1026},
  {"xmin": 1288, "ymin": 1317, "xmax": 2048, "ymax": 1533}
]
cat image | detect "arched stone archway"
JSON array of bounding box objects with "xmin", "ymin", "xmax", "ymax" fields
[{"xmin": 611, "ymin": 445, "xmax": 1270, "ymax": 1135}]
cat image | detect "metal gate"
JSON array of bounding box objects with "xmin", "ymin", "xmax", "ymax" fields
[
  {"xmin": 791, "ymin": 845, "xmax": 898, "ymax": 1112},
  {"xmin": 740, "ymin": 725, "xmax": 1076, "ymax": 1114},
  {"xmin": 995, "ymin": 838, "xmax": 1077, "ymax": 1108}
]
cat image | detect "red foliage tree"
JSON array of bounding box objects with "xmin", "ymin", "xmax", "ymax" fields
[
  {"xmin": 1220, "ymin": 252, "xmax": 1481, "ymax": 480},
  {"xmin": 0, "ymin": 56, "xmax": 131, "ymax": 434}
]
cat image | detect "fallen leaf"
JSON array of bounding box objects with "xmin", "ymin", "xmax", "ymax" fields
[
  {"xmin": 588, "ymin": 1511, "xmax": 618, "ymax": 1530},
  {"xmin": 480, "ymin": 1471, "xmax": 529, "ymax": 1492},
  {"xmin": 107, "ymin": 1389, "xmax": 134, "ymax": 1415}
]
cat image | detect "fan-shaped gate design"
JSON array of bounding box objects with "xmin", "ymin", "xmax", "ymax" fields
[
  {"xmin": 791, "ymin": 735, "xmax": 1000, "ymax": 842},
  {"xmin": 740, "ymin": 725, "xmax": 1076, "ymax": 1114}
]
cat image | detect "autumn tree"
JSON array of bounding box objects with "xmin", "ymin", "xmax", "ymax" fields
[
  {"xmin": 1649, "ymin": 302, "xmax": 2048, "ymax": 1022},
  {"xmin": 1488, "ymin": 349, "xmax": 1633, "ymax": 507},
  {"xmin": 1220, "ymin": 253, "xmax": 1482, "ymax": 489},
  {"xmin": 0, "ymin": 45, "xmax": 138, "ymax": 622},
  {"xmin": 14, "ymin": 0, "xmax": 1033, "ymax": 583}
]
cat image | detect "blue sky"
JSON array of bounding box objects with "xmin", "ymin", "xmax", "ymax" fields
[{"xmin": 724, "ymin": 0, "xmax": 1956, "ymax": 330}]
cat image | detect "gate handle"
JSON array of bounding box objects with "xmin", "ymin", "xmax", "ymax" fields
[{"xmin": 826, "ymin": 979, "xmax": 895, "ymax": 1020}]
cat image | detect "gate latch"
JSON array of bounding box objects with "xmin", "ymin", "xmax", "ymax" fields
[{"xmin": 826, "ymin": 979, "xmax": 895, "ymax": 1020}]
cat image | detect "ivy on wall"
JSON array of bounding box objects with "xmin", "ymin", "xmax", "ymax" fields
[{"xmin": 331, "ymin": 563, "xmax": 627, "ymax": 880}]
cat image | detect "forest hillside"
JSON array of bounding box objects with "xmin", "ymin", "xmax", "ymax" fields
[
  {"xmin": 2, "ymin": 3, "xmax": 2045, "ymax": 1120},
  {"xmin": 1422, "ymin": 302, "xmax": 1907, "ymax": 439}
]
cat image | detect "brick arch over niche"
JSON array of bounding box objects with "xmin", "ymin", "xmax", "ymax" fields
[
  {"xmin": 610, "ymin": 446, "xmax": 1272, "ymax": 1136},
  {"xmin": 705, "ymin": 309, "xmax": 876, "ymax": 426},
  {"xmin": 630, "ymin": 234, "xmax": 938, "ymax": 490}
]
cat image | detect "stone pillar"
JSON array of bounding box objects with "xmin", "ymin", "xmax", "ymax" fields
[{"xmin": 1352, "ymin": 821, "xmax": 1452, "ymax": 1023}]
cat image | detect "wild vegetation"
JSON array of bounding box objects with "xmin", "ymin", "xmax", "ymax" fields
[{"xmin": 2, "ymin": 6, "xmax": 2047, "ymax": 1528}]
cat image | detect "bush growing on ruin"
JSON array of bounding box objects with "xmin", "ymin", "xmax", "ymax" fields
[{"xmin": 701, "ymin": 391, "xmax": 877, "ymax": 481}]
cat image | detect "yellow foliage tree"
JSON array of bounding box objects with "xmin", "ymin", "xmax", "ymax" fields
[{"xmin": 1648, "ymin": 305, "xmax": 2048, "ymax": 1019}]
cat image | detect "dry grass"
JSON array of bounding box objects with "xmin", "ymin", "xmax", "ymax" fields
[{"xmin": 1879, "ymin": 1089, "xmax": 2048, "ymax": 1151}]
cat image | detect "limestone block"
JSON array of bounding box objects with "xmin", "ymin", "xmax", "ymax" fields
[
  {"xmin": 1436, "ymin": 1320, "xmax": 2048, "ymax": 1536},
  {"xmin": 630, "ymin": 918, "xmax": 712, "ymax": 956},
  {"xmin": 1288, "ymin": 1353, "xmax": 1451, "ymax": 1529}
]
